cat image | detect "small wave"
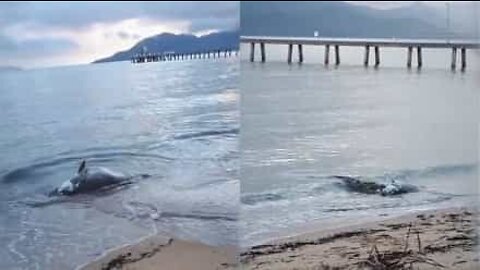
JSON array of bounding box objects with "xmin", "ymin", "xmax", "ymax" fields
[
  {"xmin": 24, "ymin": 183, "xmax": 135, "ymax": 208},
  {"xmin": 160, "ymin": 211, "xmax": 237, "ymax": 222},
  {"xmin": 324, "ymin": 206, "xmax": 371, "ymax": 212},
  {"xmin": 173, "ymin": 128, "xmax": 239, "ymax": 140},
  {"xmin": 241, "ymin": 193, "xmax": 285, "ymax": 205},
  {"xmin": 241, "ymin": 164, "xmax": 474, "ymax": 207},
  {"xmin": 124, "ymin": 201, "xmax": 237, "ymax": 222},
  {"xmin": 377, "ymin": 163, "xmax": 477, "ymax": 182},
  {"xmin": 2, "ymin": 152, "xmax": 171, "ymax": 183}
]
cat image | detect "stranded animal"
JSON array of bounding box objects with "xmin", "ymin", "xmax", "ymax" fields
[
  {"xmin": 333, "ymin": 175, "xmax": 418, "ymax": 196},
  {"xmin": 50, "ymin": 160, "xmax": 132, "ymax": 196}
]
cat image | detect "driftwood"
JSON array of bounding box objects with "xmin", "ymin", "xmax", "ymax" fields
[{"xmin": 358, "ymin": 223, "xmax": 444, "ymax": 270}]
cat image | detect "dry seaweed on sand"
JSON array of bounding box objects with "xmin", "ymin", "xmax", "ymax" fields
[{"xmin": 357, "ymin": 224, "xmax": 444, "ymax": 270}]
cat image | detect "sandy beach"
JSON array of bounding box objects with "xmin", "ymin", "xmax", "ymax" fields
[
  {"xmin": 78, "ymin": 235, "xmax": 237, "ymax": 270},
  {"xmin": 240, "ymin": 208, "xmax": 478, "ymax": 270}
]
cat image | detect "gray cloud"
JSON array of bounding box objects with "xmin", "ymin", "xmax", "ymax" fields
[
  {"xmin": 0, "ymin": 33, "xmax": 78, "ymax": 58},
  {"xmin": 0, "ymin": 1, "xmax": 238, "ymax": 67},
  {"xmin": 113, "ymin": 31, "xmax": 141, "ymax": 40},
  {"xmin": 0, "ymin": 2, "xmax": 239, "ymax": 32}
]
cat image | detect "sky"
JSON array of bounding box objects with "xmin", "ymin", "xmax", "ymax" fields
[
  {"xmin": 0, "ymin": 1, "xmax": 239, "ymax": 68},
  {"xmin": 349, "ymin": 1, "xmax": 469, "ymax": 9},
  {"xmin": 0, "ymin": 1, "xmax": 475, "ymax": 69}
]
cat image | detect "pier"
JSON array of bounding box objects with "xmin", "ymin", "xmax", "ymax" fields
[
  {"xmin": 241, "ymin": 36, "xmax": 480, "ymax": 71},
  {"xmin": 131, "ymin": 49, "xmax": 238, "ymax": 64}
]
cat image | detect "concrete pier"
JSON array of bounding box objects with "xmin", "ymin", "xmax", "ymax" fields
[
  {"xmin": 250, "ymin": 42, "xmax": 255, "ymax": 62},
  {"xmin": 364, "ymin": 45, "xmax": 370, "ymax": 67},
  {"xmin": 131, "ymin": 48, "xmax": 237, "ymax": 64},
  {"xmin": 324, "ymin": 45, "xmax": 330, "ymax": 65},
  {"xmin": 241, "ymin": 36, "xmax": 479, "ymax": 70},
  {"xmin": 374, "ymin": 46, "xmax": 380, "ymax": 67},
  {"xmin": 287, "ymin": 44, "xmax": 293, "ymax": 64},
  {"xmin": 334, "ymin": 45, "xmax": 340, "ymax": 65},
  {"xmin": 298, "ymin": 44, "xmax": 303, "ymax": 63},
  {"xmin": 407, "ymin": 46, "xmax": 413, "ymax": 68},
  {"xmin": 260, "ymin": 42, "xmax": 266, "ymax": 62},
  {"xmin": 417, "ymin": 46, "xmax": 423, "ymax": 68}
]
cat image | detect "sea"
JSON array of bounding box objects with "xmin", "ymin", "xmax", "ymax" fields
[
  {"xmin": 0, "ymin": 57, "xmax": 239, "ymax": 269},
  {"xmin": 240, "ymin": 42, "xmax": 479, "ymax": 247}
]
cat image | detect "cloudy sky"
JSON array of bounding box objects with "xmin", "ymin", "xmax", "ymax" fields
[
  {"xmin": 0, "ymin": 1, "xmax": 239, "ymax": 68},
  {"xmin": 350, "ymin": 1, "xmax": 465, "ymax": 9},
  {"xmin": 0, "ymin": 1, "xmax": 473, "ymax": 69}
]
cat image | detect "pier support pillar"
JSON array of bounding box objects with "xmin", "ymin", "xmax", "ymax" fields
[
  {"xmin": 407, "ymin": 47, "xmax": 413, "ymax": 68},
  {"xmin": 250, "ymin": 42, "xmax": 255, "ymax": 62},
  {"xmin": 417, "ymin": 47, "xmax": 422, "ymax": 68},
  {"xmin": 260, "ymin": 42, "xmax": 266, "ymax": 63},
  {"xmin": 298, "ymin": 44, "xmax": 303, "ymax": 63},
  {"xmin": 451, "ymin": 47, "xmax": 457, "ymax": 70},
  {"xmin": 364, "ymin": 45, "xmax": 370, "ymax": 66},
  {"xmin": 461, "ymin": 48, "xmax": 466, "ymax": 71},
  {"xmin": 287, "ymin": 44, "xmax": 293, "ymax": 64},
  {"xmin": 335, "ymin": 45, "xmax": 340, "ymax": 65},
  {"xmin": 324, "ymin": 45, "xmax": 330, "ymax": 65},
  {"xmin": 374, "ymin": 46, "xmax": 380, "ymax": 67}
]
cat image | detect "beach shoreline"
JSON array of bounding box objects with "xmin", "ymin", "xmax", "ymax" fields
[
  {"xmin": 77, "ymin": 234, "xmax": 238, "ymax": 270},
  {"xmin": 240, "ymin": 207, "xmax": 479, "ymax": 269}
]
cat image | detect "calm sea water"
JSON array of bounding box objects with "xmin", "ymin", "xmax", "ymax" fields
[
  {"xmin": 0, "ymin": 58, "xmax": 239, "ymax": 269},
  {"xmin": 240, "ymin": 44, "xmax": 479, "ymax": 247}
]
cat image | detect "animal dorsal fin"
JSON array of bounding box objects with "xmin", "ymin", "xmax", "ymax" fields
[{"xmin": 78, "ymin": 160, "xmax": 87, "ymax": 174}]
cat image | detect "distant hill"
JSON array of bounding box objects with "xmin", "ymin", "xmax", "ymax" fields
[
  {"xmin": 0, "ymin": 66, "xmax": 22, "ymax": 72},
  {"xmin": 93, "ymin": 31, "xmax": 239, "ymax": 63},
  {"xmin": 240, "ymin": 1, "xmax": 463, "ymax": 39}
]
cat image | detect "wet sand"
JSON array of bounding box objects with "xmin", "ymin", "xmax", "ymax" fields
[
  {"xmin": 78, "ymin": 235, "xmax": 237, "ymax": 270},
  {"xmin": 240, "ymin": 208, "xmax": 478, "ymax": 269}
]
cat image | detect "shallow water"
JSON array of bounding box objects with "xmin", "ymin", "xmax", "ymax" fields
[
  {"xmin": 0, "ymin": 58, "xmax": 239, "ymax": 269},
  {"xmin": 240, "ymin": 45, "xmax": 479, "ymax": 247}
]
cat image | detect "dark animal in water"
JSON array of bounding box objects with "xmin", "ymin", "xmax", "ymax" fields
[
  {"xmin": 49, "ymin": 160, "xmax": 144, "ymax": 196},
  {"xmin": 333, "ymin": 175, "xmax": 418, "ymax": 196}
]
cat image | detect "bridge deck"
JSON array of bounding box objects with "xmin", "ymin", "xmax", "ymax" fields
[{"xmin": 241, "ymin": 36, "xmax": 480, "ymax": 49}]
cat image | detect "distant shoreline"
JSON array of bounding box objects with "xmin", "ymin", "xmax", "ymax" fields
[{"xmin": 0, "ymin": 66, "xmax": 22, "ymax": 72}]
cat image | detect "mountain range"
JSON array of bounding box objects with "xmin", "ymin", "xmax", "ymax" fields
[
  {"xmin": 93, "ymin": 31, "xmax": 239, "ymax": 63},
  {"xmin": 240, "ymin": 1, "xmax": 477, "ymax": 39},
  {"xmin": 94, "ymin": 2, "xmax": 478, "ymax": 63}
]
